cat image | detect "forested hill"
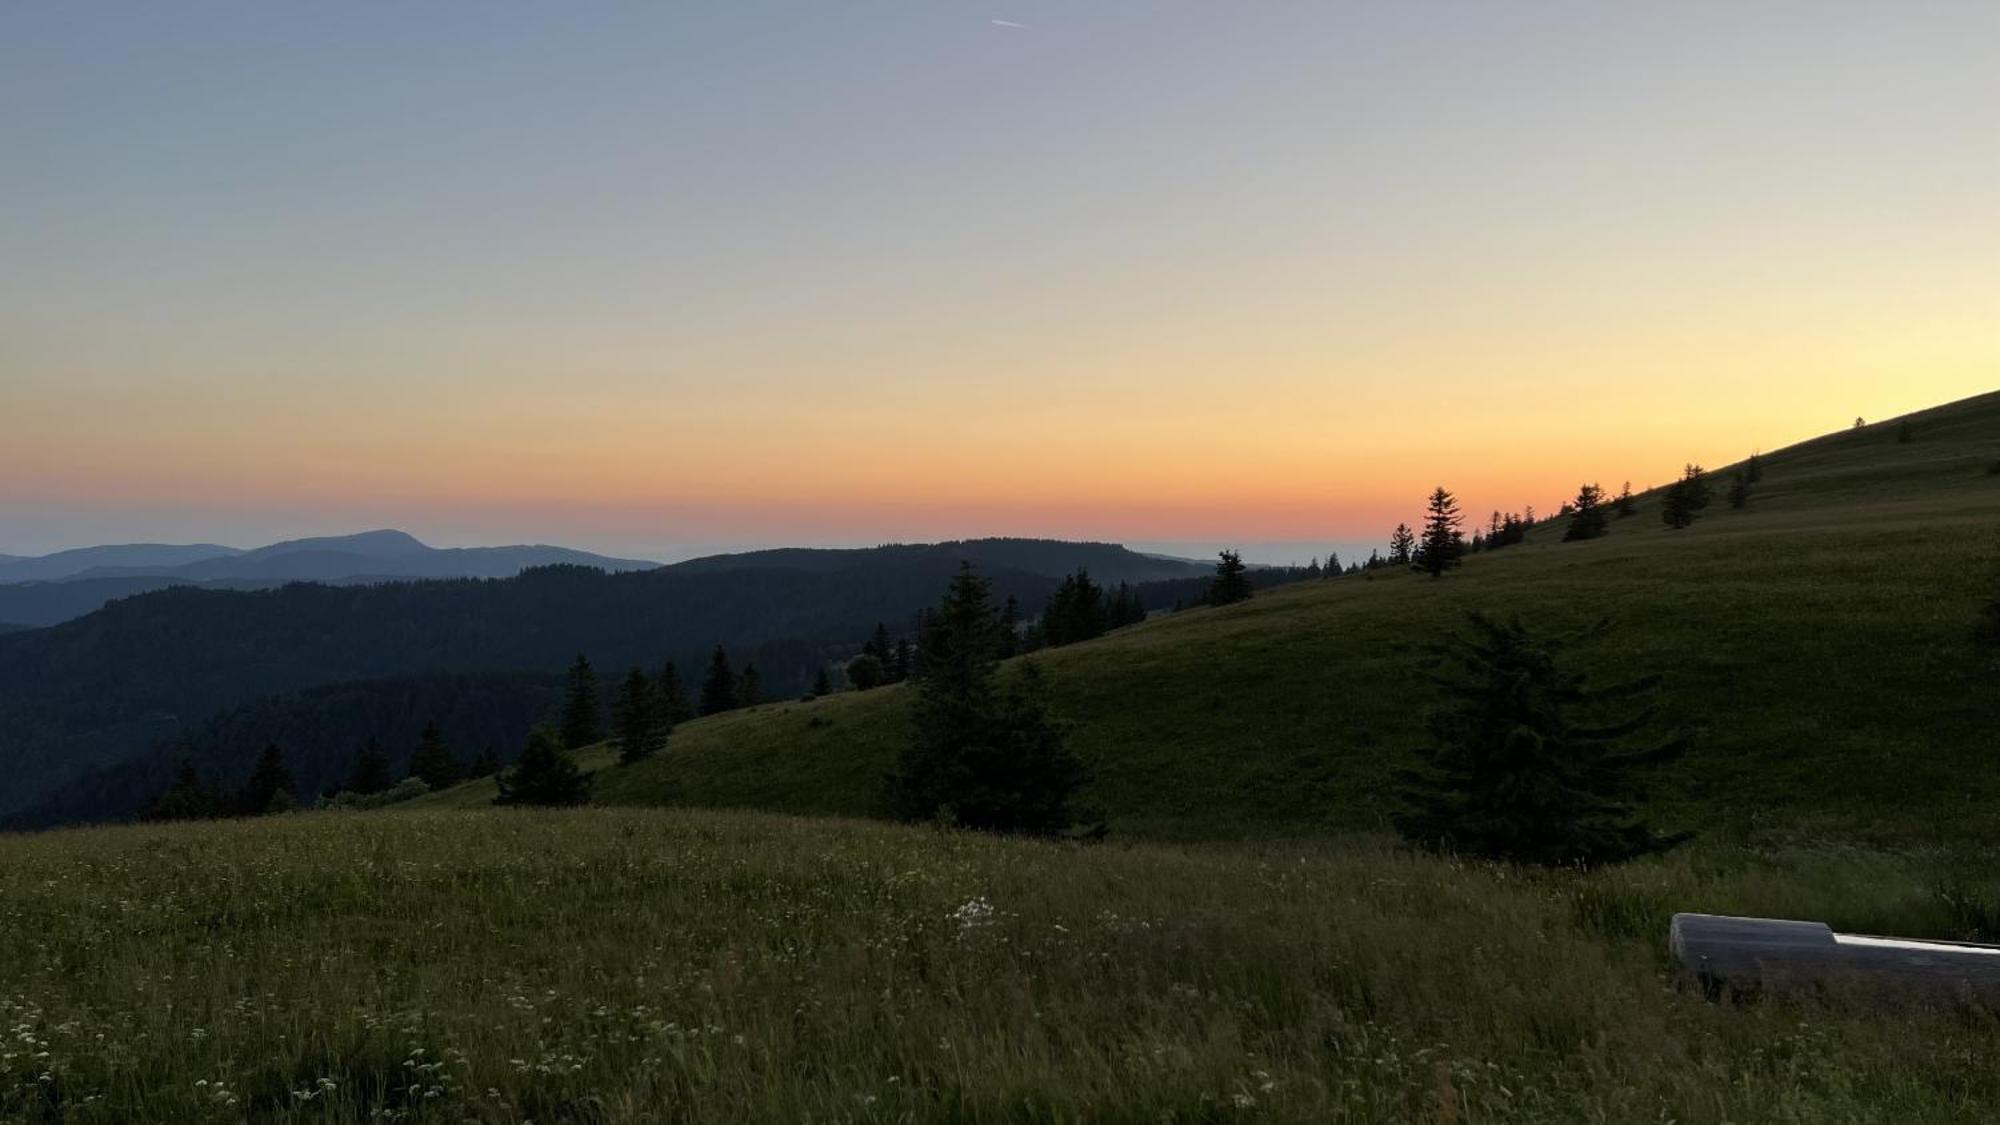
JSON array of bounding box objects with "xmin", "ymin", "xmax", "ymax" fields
[
  {"xmin": 0, "ymin": 539, "xmax": 1192, "ymax": 824},
  {"xmin": 14, "ymin": 672, "xmax": 566, "ymax": 828},
  {"xmin": 666, "ymin": 539, "xmax": 1209, "ymax": 585}
]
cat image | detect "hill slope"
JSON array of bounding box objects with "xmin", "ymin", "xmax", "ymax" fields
[
  {"xmin": 0, "ymin": 539, "xmax": 1202, "ymax": 823},
  {"xmin": 424, "ymin": 392, "xmax": 2000, "ymax": 843}
]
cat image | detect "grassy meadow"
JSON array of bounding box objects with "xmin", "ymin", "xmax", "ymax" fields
[
  {"xmin": 420, "ymin": 393, "xmax": 2000, "ymax": 845},
  {"xmin": 8, "ymin": 809, "xmax": 2000, "ymax": 1123},
  {"xmin": 3, "ymin": 393, "xmax": 1997, "ymax": 1122}
]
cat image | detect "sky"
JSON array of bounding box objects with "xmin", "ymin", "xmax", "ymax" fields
[{"xmin": 3, "ymin": 2, "xmax": 1995, "ymax": 562}]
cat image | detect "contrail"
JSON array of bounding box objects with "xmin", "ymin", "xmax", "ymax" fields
[{"xmin": 990, "ymin": 19, "xmax": 1027, "ymax": 29}]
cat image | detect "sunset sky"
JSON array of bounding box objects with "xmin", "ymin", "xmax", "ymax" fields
[{"xmin": 3, "ymin": 2, "xmax": 1994, "ymax": 561}]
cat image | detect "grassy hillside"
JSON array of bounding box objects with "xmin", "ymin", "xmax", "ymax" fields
[
  {"xmin": 8, "ymin": 394, "xmax": 1998, "ymax": 1123},
  {"xmin": 421, "ymin": 392, "xmax": 2000, "ymax": 844},
  {"xmin": 6, "ymin": 808, "xmax": 2000, "ymax": 1122}
]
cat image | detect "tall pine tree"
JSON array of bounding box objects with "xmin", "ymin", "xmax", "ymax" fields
[
  {"xmin": 408, "ymin": 720, "xmax": 462, "ymax": 789},
  {"xmin": 1415, "ymin": 488, "xmax": 1465, "ymax": 577},
  {"xmin": 1388, "ymin": 523, "xmax": 1416, "ymax": 566},
  {"xmin": 1206, "ymin": 551, "xmax": 1254, "ymax": 606},
  {"xmin": 1562, "ymin": 483, "xmax": 1609, "ymax": 542},
  {"xmin": 1041, "ymin": 569, "xmax": 1109, "ymax": 645},
  {"xmin": 346, "ymin": 736, "xmax": 392, "ymax": 795},
  {"xmin": 560, "ymin": 654, "xmax": 601, "ymax": 749},
  {"xmin": 1661, "ymin": 464, "xmax": 1711, "ymax": 530},
  {"xmin": 1727, "ymin": 471, "xmax": 1752, "ymax": 509},
  {"xmin": 887, "ymin": 565, "xmax": 1090, "ymax": 836},
  {"xmin": 148, "ymin": 760, "xmax": 218, "ymax": 821},
  {"xmin": 1397, "ymin": 613, "xmax": 1689, "ymax": 867},
  {"xmin": 614, "ymin": 667, "xmax": 663, "ymax": 764},
  {"xmin": 655, "ymin": 660, "xmax": 694, "ymax": 725},
  {"xmin": 236, "ymin": 744, "xmax": 297, "ymax": 816},
  {"xmin": 700, "ymin": 646, "xmax": 739, "ymax": 715}
]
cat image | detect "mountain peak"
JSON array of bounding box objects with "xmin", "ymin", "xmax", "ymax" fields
[{"xmin": 254, "ymin": 529, "xmax": 430, "ymax": 557}]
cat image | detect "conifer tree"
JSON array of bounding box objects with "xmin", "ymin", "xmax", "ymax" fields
[
  {"xmin": 864, "ymin": 623, "xmax": 891, "ymax": 661},
  {"xmin": 1744, "ymin": 452, "xmax": 1764, "ymax": 484},
  {"xmin": 1206, "ymin": 550, "xmax": 1254, "ymax": 606},
  {"xmin": 148, "ymin": 760, "xmax": 217, "ymax": 821},
  {"xmin": 890, "ymin": 637, "xmax": 913, "ymax": 682},
  {"xmin": 1396, "ymin": 613, "xmax": 1690, "ymax": 867},
  {"xmin": 408, "ymin": 720, "xmax": 463, "ymax": 789},
  {"xmin": 654, "ymin": 660, "xmax": 694, "ymax": 725},
  {"xmin": 810, "ymin": 666, "xmax": 833, "ymax": 697},
  {"xmin": 1108, "ymin": 582, "xmax": 1145, "ymax": 627},
  {"xmin": 1562, "ymin": 483, "xmax": 1609, "ymax": 542},
  {"xmin": 1661, "ymin": 464, "xmax": 1710, "ymax": 530},
  {"xmin": 1727, "ymin": 472, "xmax": 1751, "ymax": 509},
  {"xmin": 737, "ymin": 663, "xmax": 762, "ymax": 707},
  {"xmin": 1388, "ymin": 524, "xmax": 1416, "ymax": 566},
  {"xmin": 700, "ymin": 646, "xmax": 738, "ymax": 714},
  {"xmin": 1042, "ymin": 569, "xmax": 1109, "ymax": 645},
  {"xmin": 347, "ymin": 736, "xmax": 392, "ymax": 795},
  {"xmin": 614, "ymin": 666, "xmax": 663, "ymax": 764},
  {"xmin": 1415, "ymin": 488, "xmax": 1465, "ymax": 577},
  {"xmin": 236, "ymin": 744, "xmax": 297, "ymax": 816},
  {"xmin": 560, "ymin": 654, "xmax": 601, "ymax": 748},
  {"xmin": 468, "ymin": 746, "xmax": 501, "ymax": 779},
  {"xmin": 1614, "ymin": 482, "xmax": 1636, "ymax": 517},
  {"xmin": 1325, "ymin": 551, "xmax": 1341, "ymax": 576},
  {"xmin": 494, "ymin": 725, "xmax": 592, "ymax": 807},
  {"xmin": 887, "ymin": 566, "xmax": 1090, "ymax": 836}
]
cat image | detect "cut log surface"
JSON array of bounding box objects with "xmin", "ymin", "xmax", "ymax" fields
[{"xmin": 1671, "ymin": 912, "xmax": 2000, "ymax": 997}]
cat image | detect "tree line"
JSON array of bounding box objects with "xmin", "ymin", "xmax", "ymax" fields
[{"xmin": 1362, "ymin": 448, "xmax": 1774, "ymax": 579}]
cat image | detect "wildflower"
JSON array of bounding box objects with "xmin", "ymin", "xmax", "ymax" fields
[{"xmin": 952, "ymin": 897, "xmax": 996, "ymax": 934}]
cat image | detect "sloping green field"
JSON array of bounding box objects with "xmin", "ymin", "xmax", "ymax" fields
[
  {"xmin": 6, "ymin": 393, "xmax": 1997, "ymax": 1122},
  {"xmin": 421, "ymin": 392, "xmax": 2000, "ymax": 845}
]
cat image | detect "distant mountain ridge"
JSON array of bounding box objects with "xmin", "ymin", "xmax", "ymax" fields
[
  {"xmin": 0, "ymin": 536, "xmax": 1212, "ymax": 824},
  {"xmin": 667, "ymin": 539, "xmax": 1209, "ymax": 586},
  {"xmin": 0, "ymin": 542, "xmax": 244, "ymax": 583},
  {"xmin": 0, "ymin": 530, "xmax": 660, "ymax": 626}
]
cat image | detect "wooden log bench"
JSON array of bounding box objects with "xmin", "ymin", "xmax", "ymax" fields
[{"xmin": 1671, "ymin": 912, "xmax": 2000, "ymax": 1000}]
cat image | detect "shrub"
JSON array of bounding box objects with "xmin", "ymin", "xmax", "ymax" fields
[
  {"xmin": 495, "ymin": 726, "xmax": 592, "ymax": 807},
  {"xmin": 324, "ymin": 776, "xmax": 432, "ymax": 811},
  {"xmin": 845, "ymin": 653, "xmax": 886, "ymax": 691}
]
